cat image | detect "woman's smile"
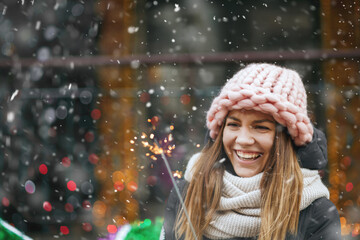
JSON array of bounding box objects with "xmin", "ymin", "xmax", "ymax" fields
[{"xmin": 235, "ymin": 150, "xmax": 263, "ymax": 161}]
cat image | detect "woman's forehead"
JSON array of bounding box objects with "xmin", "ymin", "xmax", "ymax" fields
[{"xmin": 227, "ymin": 109, "xmax": 274, "ymax": 121}]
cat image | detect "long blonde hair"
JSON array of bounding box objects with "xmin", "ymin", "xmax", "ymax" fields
[{"xmin": 175, "ymin": 125, "xmax": 303, "ymax": 240}]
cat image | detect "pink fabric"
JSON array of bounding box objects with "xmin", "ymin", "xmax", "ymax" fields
[{"xmin": 206, "ymin": 63, "xmax": 313, "ymax": 146}]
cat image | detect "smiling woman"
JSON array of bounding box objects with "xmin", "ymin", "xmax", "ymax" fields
[
  {"xmin": 223, "ymin": 110, "xmax": 276, "ymax": 178},
  {"xmin": 162, "ymin": 63, "xmax": 341, "ymax": 240}
]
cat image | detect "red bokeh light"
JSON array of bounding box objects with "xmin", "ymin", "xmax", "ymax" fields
[
  {"xmin": 82, "ymin": 222, "xmax": 92, "ymax": 232},
  {"xmin": 2, "ymin": 197, "xmax": 9, "ymax": 207},
  {"xmin": 67, "ymin": 181, "xmax": 77, "ymax": 191},
  {"xmin": 39, "ymin": 164, "xmax": 48, "ymax": 175},
  {"xmin": 346, "ymin": 182, "xmax": 353, "ymax": 192},
  {"xmin": 60, "ymin": 226, "xmax": 69, "ymax": 235},
  {"xmin": 139, "ymin": 92, "xmax": 150, "ymax": 103},
  {"xmin": 114, "ymin": 181, "xmax": 124, "ymax": 191},
  {"xmin": 91, "ymin": 109, "xmax": 101, "ymax": 120},
  {"xmin": 88, "ymin": 153, "xmax": 99, "ymax": 164},
  {"xmin": 180, "ymin": 94, "xmax": 191, "ymax": 105},
  {"xmin": 107, "ymin": 224, "xmax": 117, "ymax": 234},
  {"xmin": 85, "ymin": 131, "xmax": 95, "ymax": 142},
  {"xmin": 62, "ymin": 157, "xmax": 71, "ymax": 167},
  {"xmin": 65, "ymin": 203, "xmax": 74, "ymax": 212},
  {"xmin": 43, "ymin": 201, "xmax": 52, "ymax": 212},
  {"xmin": 82, "ymin": 200, "xmax": 91, "ymax": 209}
]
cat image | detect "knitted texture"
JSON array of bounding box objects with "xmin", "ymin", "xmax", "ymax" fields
[
  {"xmin": 184, "ymin": 153, "xmax": 330, "ymax": 239},
  {"xmin": 206, "ymin": 63, "xmax": 313, "ymax": 146}
]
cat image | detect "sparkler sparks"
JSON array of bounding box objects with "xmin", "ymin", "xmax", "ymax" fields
[
  {"xmin": 130, "ymin": 130, "xmax": 175, "ymax": 161},
  {"xmin": 173, "ymin": 170, "xmax": 183, "ymax": 179}
]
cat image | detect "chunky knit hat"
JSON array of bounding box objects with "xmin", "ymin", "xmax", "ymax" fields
[{"xmin": 206, "ymin": 63, "xmax": 313, "ymax": 146}]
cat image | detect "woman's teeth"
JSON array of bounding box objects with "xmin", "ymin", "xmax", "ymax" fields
[{"xmin": 236, "ymin": 151, "xmax": 262, "ymax": 160}]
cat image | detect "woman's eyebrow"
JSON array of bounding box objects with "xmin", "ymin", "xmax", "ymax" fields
[{"xmin": 227, "ymin": 116, "xmax": 241, "ymax": 122}]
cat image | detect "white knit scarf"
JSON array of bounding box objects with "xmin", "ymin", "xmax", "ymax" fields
[{"xmin": 184, "ymin": 153, "xmax": 330, "ymax": 239}]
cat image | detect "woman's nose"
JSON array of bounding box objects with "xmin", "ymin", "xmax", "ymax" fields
[{"xmin": 235, "ymin": 128, "xmax": 255, "ymax": 145}]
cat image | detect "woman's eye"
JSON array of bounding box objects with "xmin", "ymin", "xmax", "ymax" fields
[
  {"xmin": 227, "ymin": 122, "xmax": 239, "ymax": 127},
  {"xmin": 255, "ymin": 125, "xmax": 270, "ymax": 130}
]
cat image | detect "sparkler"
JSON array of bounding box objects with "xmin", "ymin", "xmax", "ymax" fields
[
  {"xmin": 153, "ymin": 138, "xmax": 198, "ymax": 240},
  {"xmin": 130, "ymin": 124, "xmax": 197, "ymax": 239}
]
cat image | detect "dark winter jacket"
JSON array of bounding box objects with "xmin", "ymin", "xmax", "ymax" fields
[
  {"xmin": 163, "ymin": 127, "xmax": 341, "ymax": 239},
  {"xmin": 163, "ymin": 179, "xmax": 340, "ymax": 240}
]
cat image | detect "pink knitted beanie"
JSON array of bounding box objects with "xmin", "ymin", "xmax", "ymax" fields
[{"xmin": 206, "ymin": 63, "xmax": 313, "ymax": 146}]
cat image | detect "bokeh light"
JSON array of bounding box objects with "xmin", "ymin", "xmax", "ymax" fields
[
  {"xmin": 79, "ymin": 90, "xmax": 93, "ymax": 104},
  {"xmin": 2, "ymin": 197, "xmax": 10, "ymax": 207},
  {"xmin": 43, "ymin": 201, "xmax": 52, "ymax": 212},
  {"xmin": 39, "ymin": 164, "xmax": 48, "ymax": 175},
  {"xmin": 82, "ymin": 222, "xmax": 92, "ymax": 232},
  {"xmin": 114, "ymin": 181, "xmax": 124, "ymax": 191},
  {"xmin": 88, "ymin": 153, "xmax": 99, "ymax": 164},
  {"xmin": 82, "ymin": 200, "xmax": 91, "ymax": 210},
  {"xmin": 107, "ymin": 224, "xmax": 117, "ymax": 234},
  {"xmin": 61, "ymin": 157, "xmax": 71, "ymax": 167},
  {"xmin": 180, "ymin": 94, "xmax": 191, "ymax": 105},
  {"xmin": 65, "ymin": 203, "xmax": 74, "ymax": 212},
  {"xmin": 85, "ymin": 131, "xmax": 95, "ymax": 142},
  {"xmin": 127, "ymin": 181, "xmax": 138, "ymax": 192},
  {"xmin": 346, "ymin": 182, "xmax": 353, "ymax": 192},
  {"xmin": 60, "ymin": 226, "xmax": 69, "ymax": 235},
  {"xmin": 81, "ymin": 181, "xmax": 94, "ymax": 195},
  {"xmin": 91, "ymin": 109, "xmax": 101, "ymax": 120},
  {"xmin": 93, "ymin": 201, "xmax": 107, "ymax": 217},
  {"xmin": 67, "ymin": 180, "xmax": 77, "ymax": 191},
  {"xmin": 24, "ymin": 180, "xmax": 36, "ymax": 194}
]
